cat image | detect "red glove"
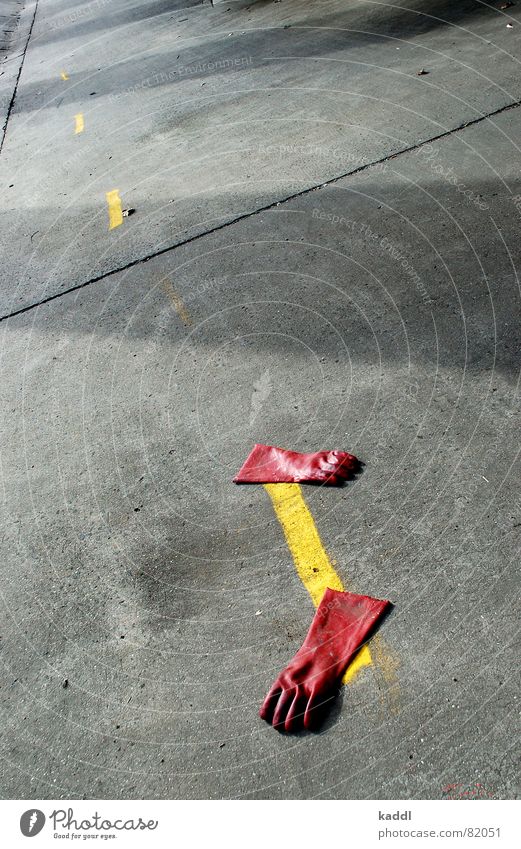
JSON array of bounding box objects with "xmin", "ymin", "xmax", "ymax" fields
[
  {"xmin": 233, "ymin": 444, "xmax": 360, "ymax": 485},
  {"xmin": 260, "ymin": 588, "xmax": 391, "ymax": 732}
]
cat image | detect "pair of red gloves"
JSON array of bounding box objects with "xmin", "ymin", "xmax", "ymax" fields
[{"xmin": 234, "ymin": 444, "xmax": 391, "ymax": 733}]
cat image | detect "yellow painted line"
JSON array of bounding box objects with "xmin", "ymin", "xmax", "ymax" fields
[
  {"xmin": 264, "ymin": 482, "xmax": 372, "ymax": 683},
  {"xmin": 106, "ymin": 189, "xmax": 123, "ymax": 230},
  {"xmin": 60, "ymin": 71, "xmax": 69, "ymax": 81},
  {"xmin": 74, "ymin": 113, "xmax": 84, "ymax": 134},
  {"xmin": 371, "ymin": 633, "xmax": 401, "ymax": 715},
  {"xmin": 161, "ymin": 278, "xmax": 192, "ymax": 326}
]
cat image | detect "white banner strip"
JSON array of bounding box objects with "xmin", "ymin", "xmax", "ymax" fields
[{"xmin": 1, "ymin": 799, "xmax": 519, "ymax": 849}]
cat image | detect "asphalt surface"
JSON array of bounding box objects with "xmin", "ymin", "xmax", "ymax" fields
[{"xmin": 0, "ymin": 0, "xmax": 519, "ymax": 800}]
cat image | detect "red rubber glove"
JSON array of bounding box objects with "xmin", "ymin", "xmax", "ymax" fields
[
  {"xmin": 234, "ymin": 444, "xmax": 360, "ymax": 485},
  {"xmin": 260, "ymin": 588, "xmax": 391, "ymax": 732}
]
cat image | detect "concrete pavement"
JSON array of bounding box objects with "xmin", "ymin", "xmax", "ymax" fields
[{"xmin": 0, "ymin": 0, "xmax": 519, "ymax": 799}]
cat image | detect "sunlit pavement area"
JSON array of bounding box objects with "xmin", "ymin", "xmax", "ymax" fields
[{"xmin": 0, "ymin": 0, "xmax": 519, "ymax": 799}]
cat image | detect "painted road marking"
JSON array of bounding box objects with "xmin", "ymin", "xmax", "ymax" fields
[
  {"xmin": 161, "ymin": 278, "xmax": 192, "ymax": 326},
  {"xmin": 371, "ymin": 632, "xmax": 401, "ymax": 715},
  {"xmin": 74, "ymin": 113, "xmax": 84, "ymax": 134},
  {"xmin": 264, "ymin": 482, "xmax": 371, "ymax": 683},
  {"xmin": 106, "ymin": 189, "xmax": 123, "ymax": 230},
  {"xmin": 60, "ymin": 71, "xmax": 69, "ymax": 80}
]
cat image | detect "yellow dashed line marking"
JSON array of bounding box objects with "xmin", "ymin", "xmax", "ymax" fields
[
  {"xmin": 60, "ymin": 71, "xmax": 69, "ymax": 80},
  {"xmin": 161, "ymin": 278, "xmax": 192, "ymax": 326},
  {"xmin": 106, "ymin": 189, "xmax": 123, "ymax": 230},
  {"xmin": 74, "ymin": 113, "xmax": 84, "ymax": 134},
  {"xmin": 265, "ymin": 482, "xmax": 395, "ymax": 686}
]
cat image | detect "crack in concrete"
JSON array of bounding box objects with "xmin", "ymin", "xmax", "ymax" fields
[
  {"xmin": 1, "ymin": 79, "xmax": 520, "ymax": 324},
  {"xmin": 0, "ymin": 0, "xmax": 39, "ymax": 155}
]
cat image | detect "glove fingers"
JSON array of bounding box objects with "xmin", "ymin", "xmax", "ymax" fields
[
  {"xmin": 304, "ymin": 688, "xmax": 334, "ymax": 731},
  {"xmin": 284, "ymin": 686, "xmax": 305, "ymax": 733},
  {"xmin": 259, "ymin": 683, "xmax": 282, "ymax": 724},
  {"xmin": 272, "ymin": 688, "xmax": 296, "ymax": 729},
  {"xmin": 337, "ymin": 454, "xmax": 359, "ymax": 472}
]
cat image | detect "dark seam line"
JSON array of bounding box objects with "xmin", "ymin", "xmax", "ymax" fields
[
  {"xmin": 1, "ymin": 94, "xmax": 520, "ymax": 324},
  {"xmin": 0, "ymin": 0, "xmax": 40, "ymax": 156}
]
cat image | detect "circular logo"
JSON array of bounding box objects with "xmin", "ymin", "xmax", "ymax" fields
[{"xmin": 20, "ymin": 810, "xmax": 45, "ymax": 837}]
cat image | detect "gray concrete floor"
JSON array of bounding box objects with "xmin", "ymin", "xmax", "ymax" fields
[{"xmin": 0, "ymin": 0, "xmax": 519, "ymax": 799}]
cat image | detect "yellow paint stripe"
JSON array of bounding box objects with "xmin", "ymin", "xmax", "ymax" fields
[
  {"xmin": 106, "ymin": 189, "xmax": 123, "ymax": 230},
  {"xmin": 60, "ymin": 70, "xmax": 69, "ymax": 81},
  {"xmin": 74, "ymin": 113, "xmax": 84, "ymax": 134},
  {"xmin": 161, "ymin": 279, "xmax": 192, "ymax": 326},
  {"xmin": 264, "ymin": 482, "xmax": 372, "ymax": 683},
  {"xmin": 371, "ymin": 633, "xmax": 401, "ymax": 715}
]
